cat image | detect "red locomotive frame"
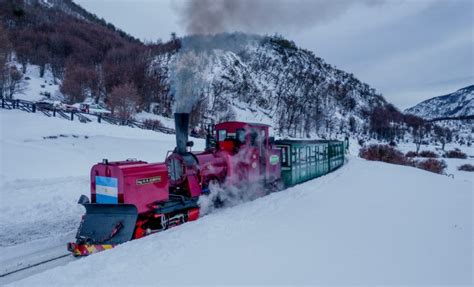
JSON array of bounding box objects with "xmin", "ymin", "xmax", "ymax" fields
[{"xmin": 68, "ymin": 113, "xmax": 281, "ymax": 256}]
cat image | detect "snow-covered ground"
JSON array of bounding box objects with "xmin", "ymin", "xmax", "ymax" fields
[
  {"xmin": 9, "ymin": 157, "xmax": 473, "ymax": 286},
  {"xmin": 11, "ymin": 64, "xmax": 63, "ymax": 102},
  {"xmin": 1, "ymin": 109, "xmax": 472, "ymax": 286},
  {"xmin": 134, "ymin": 111, "xmax": 176, "ymax": 130}
]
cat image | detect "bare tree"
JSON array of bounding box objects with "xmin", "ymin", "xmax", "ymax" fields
[
  {"xmin": 60, "ymin": 63, "xmax": 98, "ymax": 104},
  {"xmin": 433, "ymin": 125, "xmax": 452, "ymax": 151},
  {"xmin": 0, "ymin": 25, "xmax": 12, "ymax": 98},
  {"xmin": 108, "ymin": 83, "xmax": 140, "ymax": 120},
  {"xmin": 412, "ymin": 125, "xmax": 427, "ymax": 153},
  {"xmin": 4, "ymin": 66, "xmax": 25, "ymax": 99}
]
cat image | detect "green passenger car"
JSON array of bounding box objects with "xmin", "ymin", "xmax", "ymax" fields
[{"xmin": 275, "ymin": 139, "xmax": 346, "ymax": 188}]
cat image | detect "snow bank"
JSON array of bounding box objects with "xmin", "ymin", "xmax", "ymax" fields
[{"xmin": 11, "ymin": 157, "xmax": 472, "ymax": 286}]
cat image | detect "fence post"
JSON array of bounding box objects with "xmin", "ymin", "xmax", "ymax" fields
[
  {"xmin": 53, "ymin": 108, "xmax": 56, "ymax": 117},
  {"xmin": 98, "ymin": 114, "xmax": 101, "ymax": 123},
  {"xmin": 32, "ymin": 103, "xmax": 36, "ymax": 113},
  {"xmin": 71, "ymin": 111, "xmax": 74, "ymax": 121}
]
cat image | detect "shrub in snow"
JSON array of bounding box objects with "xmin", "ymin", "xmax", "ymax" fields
[
  {"xmin": 415, "ymin": 159, "xmax": 447, "ymax": 174},
  {"xmin": 359, "ymin": 144, "xmax": 411, "ymax": 166},
  {"xmin": 143, "ymin": 119, "xmax": 164, "ymax": 130},
  {"xmin": 444, "ymin": 148, "xmax": 467, "ymax": 159},
  {"xmin": 458, "ymin": 164, "xmax": 474, "ymax": 172},
  {"xmin": 418, "ymin": 150, "xmax": 438, "ymax": 158},
  {"xmin": 405, "ymin": 151, "xmax": 418, "ymax": 158}
]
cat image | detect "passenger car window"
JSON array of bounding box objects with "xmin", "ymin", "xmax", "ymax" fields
[
  {"xmin": 279, "ymin": 146, "xmax": 290, "ymax": 167},
  {"xmin": 300, "ymin": 147, "xmax": 306, "ymax": 162}
]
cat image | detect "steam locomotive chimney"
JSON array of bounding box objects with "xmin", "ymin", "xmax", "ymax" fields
[{"xmin": 174, "ymin": 113, "xmax": 189, "ymax": 154}]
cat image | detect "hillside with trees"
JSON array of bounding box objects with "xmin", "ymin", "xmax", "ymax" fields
[
  {"xmin": 0, "ymin": 0, "xmax": 469, "ymax": 146},
  {"xmin": 0, "ymin": 0, "xmax": 179, "ymax": 115}
]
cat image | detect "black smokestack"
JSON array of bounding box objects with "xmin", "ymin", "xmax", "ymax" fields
[{"xmin": 175, "ymin": 113, "xmax": 190, "ymax": 154}]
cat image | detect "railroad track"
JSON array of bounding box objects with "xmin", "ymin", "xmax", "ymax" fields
[
  {"xmin": 0, "ymin": 253, "xmax": 72, "ymax": 278},
  {"xmin": 0, "ymin": 245, "xmax": 77, "ymax": 285}
]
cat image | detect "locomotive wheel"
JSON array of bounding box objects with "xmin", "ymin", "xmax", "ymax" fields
[{"xmin": 268, "ymin": 180, "xmax": 285, "ymax": 193}]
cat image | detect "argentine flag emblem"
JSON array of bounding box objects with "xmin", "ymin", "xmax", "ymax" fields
[{"xmin": 96, "ymin": 176, "xmax": 118, "ymax": 204}]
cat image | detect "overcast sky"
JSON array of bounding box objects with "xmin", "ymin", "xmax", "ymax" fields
[{"xmin": 75, "ymin": 0, "xmax": 473, "ymax": 109}]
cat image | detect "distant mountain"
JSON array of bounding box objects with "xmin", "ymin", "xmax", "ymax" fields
[{"xmin": 405, "ymin": 85, "xmax": 474, "ymax": 120}]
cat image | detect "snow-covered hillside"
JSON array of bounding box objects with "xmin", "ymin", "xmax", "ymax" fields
[
  {"xmin": 158, "ymin": 34, "xmax": 387, "ymax": 137},
  {"xmin": 1, "ymin": 109, "xmax": 472, "ymax": 286},
  {"xmin": 11, "ymin": 63, "xmax": 63, "ymax": 103},
  {"xmin": 405, "ymin": 85, "xmax": 474, "ymax": 120}
]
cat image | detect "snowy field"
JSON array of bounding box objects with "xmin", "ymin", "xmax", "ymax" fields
[{"xmin": 1, "ymin": 109, "xmax": 473, "ymax": 286}]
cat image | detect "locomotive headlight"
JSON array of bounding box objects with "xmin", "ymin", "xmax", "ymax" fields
[{"xmin": 167, "ymin": 156, "xmax": 185, "ymax": 183}]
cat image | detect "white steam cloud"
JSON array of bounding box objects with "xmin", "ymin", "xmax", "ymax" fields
[
  {"xmin": 198, "ymin": 146, "xmax": 269, "ymax": 215},
  {"xmin": 170, "ymin": 50, "xmax": 208, "ymax": 113}
]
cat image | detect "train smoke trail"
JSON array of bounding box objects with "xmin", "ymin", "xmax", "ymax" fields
[
  {"xmin": 178, "ymin": 0, "xmax": 385, "ymax": 35},
  {"xmin": 170, "ymin": 49, "xmax": 208, "ymax": 113},
  {"xmin": 170, "ymin": 34, "xmax": 258, "ymax": 113}
]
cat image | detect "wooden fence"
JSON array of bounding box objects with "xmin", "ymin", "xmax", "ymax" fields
[{"xmin": 1, "ymin": 98, "xmax": 175, "ymax": 134}]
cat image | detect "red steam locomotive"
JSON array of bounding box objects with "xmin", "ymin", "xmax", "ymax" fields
[{"xmin": 68, "ymin": 113, "xmax": 282, "ymax": 256}]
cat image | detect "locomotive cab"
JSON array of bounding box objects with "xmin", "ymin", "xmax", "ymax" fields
[
  {"xmin": 215, "ymin": 122, "xmax": 281, "ymax": 185},
  {"xmin": 215, "ymin": 122, "xmax": 267, "ymax": 154}
]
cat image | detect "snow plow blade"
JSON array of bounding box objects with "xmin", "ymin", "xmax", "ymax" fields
[{"xmin": 68, "ymin": 204, "xmax": 138, "ymax": 256}]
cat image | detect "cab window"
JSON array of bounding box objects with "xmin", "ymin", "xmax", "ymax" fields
[
  {"xmin": 218, "ymin": 129, "xmax": 227, "ymax": 141},
  {"xmin": 236, "ymin": 129, "xmax": 246, "ymax": 143},
  {"xmin": 250, "ymin": 130, "xmax": 258, "ymax": 146}
]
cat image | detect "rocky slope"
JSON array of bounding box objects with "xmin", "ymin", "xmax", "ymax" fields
[{"xmin": 157, "ymin": 34, "xmax": 388, "ymax": 138}]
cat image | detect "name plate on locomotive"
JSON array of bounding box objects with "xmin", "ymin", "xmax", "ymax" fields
[
  {"xmin": 136, "ymin": 176, "xmax": 161, "ymax": 185},
  {"xmin": 269, "ymin": 155, "xmax": 280, "ymax": 165}
]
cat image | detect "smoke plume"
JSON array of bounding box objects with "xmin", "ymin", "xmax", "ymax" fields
[
  {"xmin": 170, "ymin": 49, "xmax": 209, "ymax": 113},
  {"xmin": 179, "ymin": 0, "xmax": 384, "ymax": 35}
]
